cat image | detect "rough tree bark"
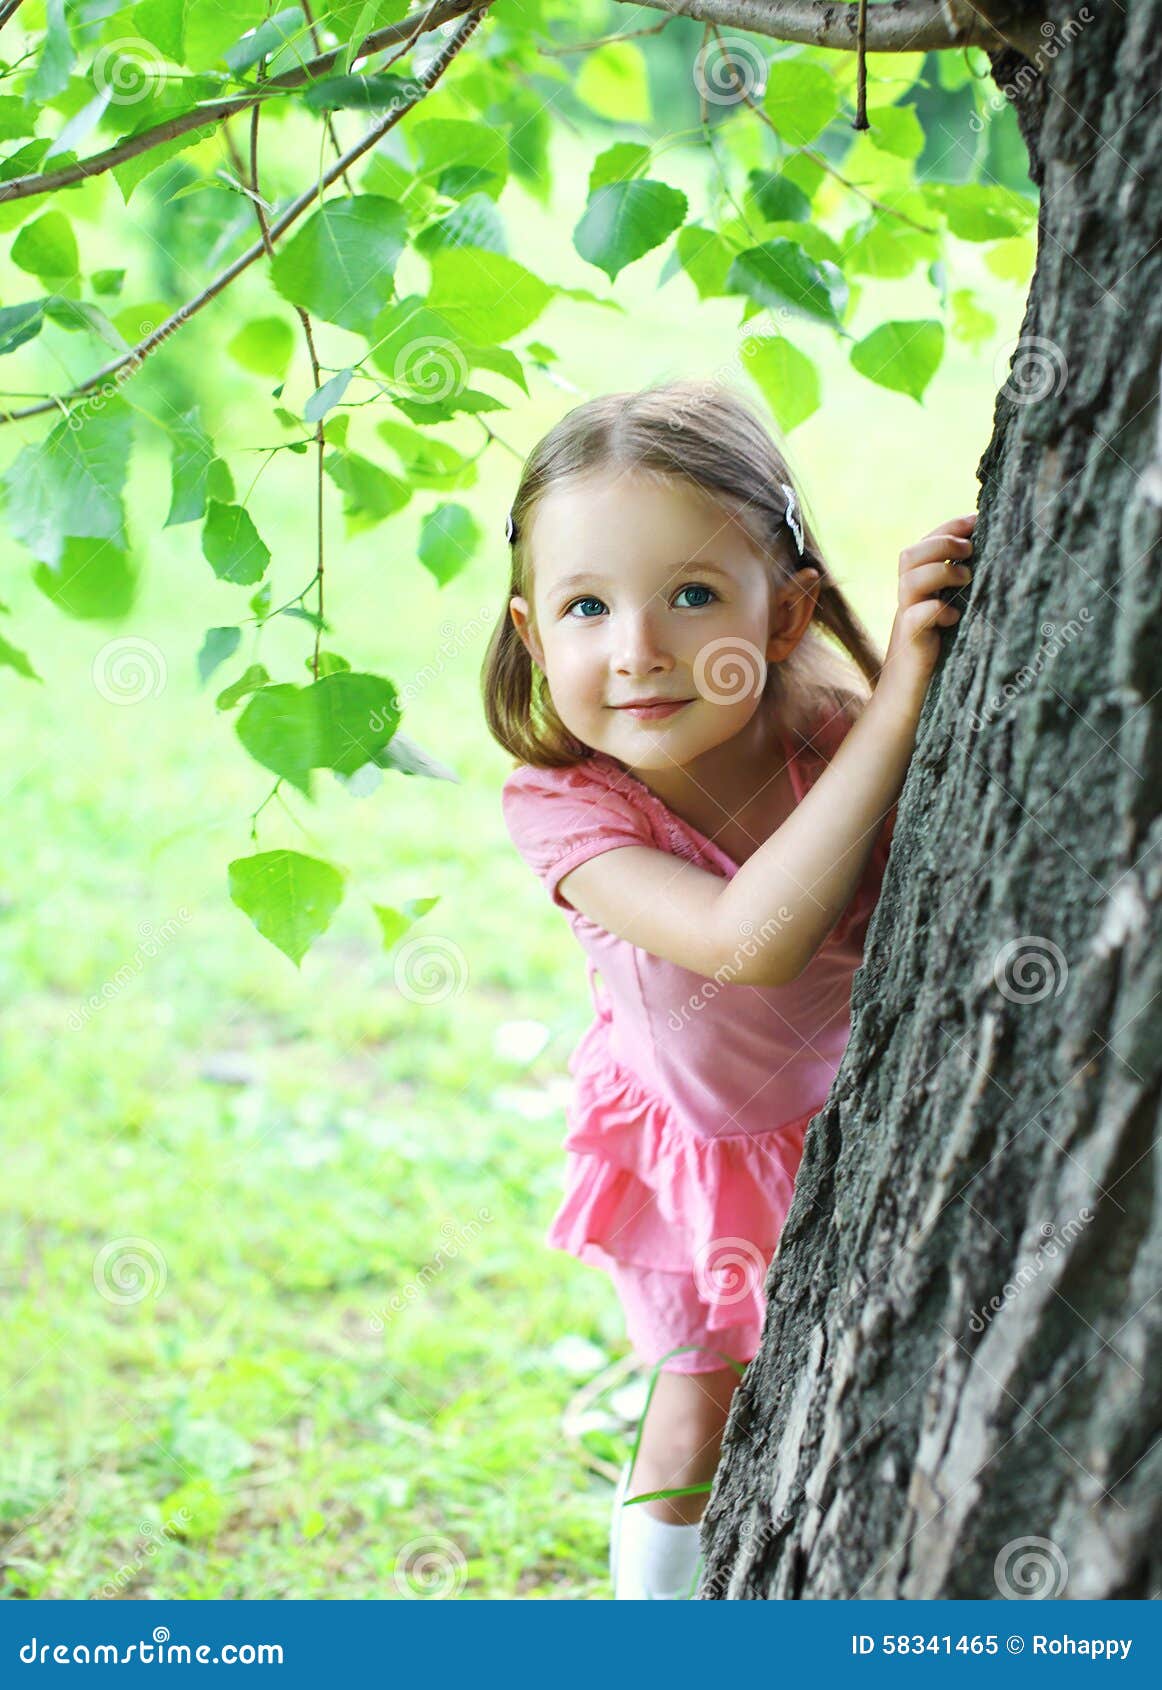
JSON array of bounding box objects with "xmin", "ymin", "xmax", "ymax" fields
[{"xmin": 699, "ymin": 0, "xmax": 1162, "ymax": 1600}]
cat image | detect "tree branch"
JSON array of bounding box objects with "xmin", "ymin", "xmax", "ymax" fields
[
  {"xmin": 612, "ymin": 0, "xmax": 1044, "ymax": 57},
  {"xmin": 0, "ymin": 0, "xmax": 479, "ymax": 207},
  {"xmin": 0, "ymin": 6, "xmax": 494, "ymax": 426}
]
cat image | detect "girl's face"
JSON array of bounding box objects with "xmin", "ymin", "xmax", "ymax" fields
[{"xmin": 508, "ymin": 466, "xmax": 819, "ymax": 771}]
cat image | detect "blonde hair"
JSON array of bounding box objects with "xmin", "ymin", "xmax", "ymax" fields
[{"xmin": 481, "ymin": 378, "xmax": 884, "ymax": 769}]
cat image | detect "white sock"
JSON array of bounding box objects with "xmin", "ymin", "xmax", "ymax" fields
[{"xmin": 612, "ymin": 1465, "xmax": 703, "ymax": 1599}]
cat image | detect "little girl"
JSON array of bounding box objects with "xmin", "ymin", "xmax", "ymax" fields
[{"xmin": 480, "ymin": 379, "xmax": 975, "ymax": 1599}]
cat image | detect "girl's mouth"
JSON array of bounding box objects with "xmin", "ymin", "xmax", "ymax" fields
[{"xmin": 612, "ymin": 700, "xmax": 692, "ymax": 720}]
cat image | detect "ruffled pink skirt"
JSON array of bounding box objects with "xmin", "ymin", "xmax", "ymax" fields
[{"xmin": 546, "ymin": 1019, "xmax": 818, "ymax": 1357}]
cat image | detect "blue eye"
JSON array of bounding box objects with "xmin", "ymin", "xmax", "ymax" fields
[
  {"xmin": 675, "ymin": 584, "xmax": 717, "ymax": 608},
  {"xmin": 564, "ymin": 584, "xmax": 718, "ymax": 618}
]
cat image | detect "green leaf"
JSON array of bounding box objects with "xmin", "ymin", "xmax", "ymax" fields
[
  {"xmin": 726, "ymin": 240, "xmax": 847, "ymax": 327},
  {"xmin": 463, "ymin": 343, "xmax": 526, "ymax": 395},
  {"xmin": 328, "ymin": 0, "xmax": 409, "ymax": 46},
  {"xmin": 426, "ymin": 249, "xmax": 552, "ymax": 344},
  {"xmin": 926, "ymin": 183, "xmax": 1036, "ymax": 241},
  {"xmin": 306, "ymin": 651, "xmax": 351, "ymax": 678},
  {"xmin": 411, "ymin": 119, "xmax": 509, "ymax": 202},
  {"xmin": 134, "ymin": 0, "xmax": 186, "ymax": 62},
  {"xmin": 312, "ymin": 670, "xmax": 401, "ymax": 776},
  {"xmin": 1, "ymin": 403, "xmax": 133, "ymax": 568},
  {"xmin": 574, "ymin": 180, "xmax": 688, "ymax": 282},
  {"xmin": 375, "ymin": 421, "xmax": 478, "ymax": 491},
  {"xmin": 323, "ymin": 450, "xmax": 411, "ymax": 532},
  {"xmin": 741, "ymin": 332, "xmax": 821, "ymax": 434},
  {"xmin": 418, "ymin": 503, "xmax": 480, "ymax": 587},
  {"xmin": 270, "ymin": 196, "xmax": 407, "ymax": 335},
  {"xmin": 27, "ymin": 0, "xmax": 73, "ymax": 102},
  {"xmin": 41, "ymin": 298, "xmax": 130, "ymax": 350},
  {"xmin": 575, "ymin": 42, "xmax": 651, "ymax": 124},
  {"xmin": 0, "ymin": 96, "xmax": 38, "ymax": 142},
  {"xmin": 393, "ymin": 389, "xmax": 503, "ymax": 425},
  {"xmin": 746, "ymin": 170, "xmax": 812, "ymax": 224},
  {"xmin": 303, "ymin": 368, "xmax": 353, "ymax": 424},
  {"xmin": 197, "ymin": 626, "xmax": 241, "ymax": 684},
  {"xmin": 31, "ymin": 538, "xmax": 139, "ymax": 620},
  {"xmin": 504, "ymin": 90, "xmax": 551, "ymax": 206},
  {"xmin": 0, "ymin": 630, "xmax": 41, "ymax": 682},
  {"xmin": 983, "ymin": 235, "xmax": 1035, "ymax": 284},
  {"xmin": 202, "ymin": 500, "xmax": 271, "ymax": 585},
  {"xmin": 414, "ymin": 193, "xmax": 507, "ymax": 258},
  {"xmin": 166, "ymin": 409, "xmax": 217, "ymax": 527},
  {"xmin": 91, "ymin": 269, "xmax": 126, "ymax": 297},
  {"xmin": 228, "ymin": 849, "xmax": 346, "ymax": 967},
  {"xmin": 850, "ymin": 319, "xmax": 944, "ymax": 402},
  {"xmin": 0, "ymin": 299, "xmax": 47, "ymax": 355},
  {"xmin": 865, "ymin": 104, "xmax": 925, "ymax": 160},
  {"xmin": 950, "ymin": 289, "xmax": 996, "ymax": 350},
  {"xmin": 111, "ymin": 129, "xmax": 205, "ymax": 204},
  {"xmin": 235, "ymin": 684, "xmax": 317, "ymax": 795},
  {"xmin": 184, "ymin": 0, "xmax": 268, "ymax": 70},
  {"xmin": 227, "ymin": 316, "xmax": 296, "ymax": 379},
  {"xmin": 225, "ymin": 7, "xmax": 309, "ymax": 76},
  {"xmin": 762, "ymin": 59, "xmax": 838, "ymax": 145},
  {"xmin": 301, "ymin": 71, "xmax": 422, "ymax": 112},
  {"xmin": 215, "ymin": 663, "xmax": 270, "ymax": 710},
  {"xmin": 668, "ymin": 226, "xmax": 734, "ymax": 300},
  {"xmin": 588, "ymin": 142, "xmax": 651, "ymax": 193},
  {"xmin": 235, "ymin": 672, "xmax": 401, "ymax": 795},
  {"xmin": 368, "ymin": 297, "xmax": 469, "ymax": 393},
  {"xmin": 11, "ymin": 212, "xmax": 78, "ymax": 283},
  {"xmin": 372, "ymin": 896, "xmax": 440, "ymax": 951},
  {"xmin": 843, "ymin": 212, "xmax": 938, "ymax": 280}
]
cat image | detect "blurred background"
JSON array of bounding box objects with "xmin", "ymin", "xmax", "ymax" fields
[{"xmin": 0, "ymin": 6, "xmax": 1031, "ymax": 1597}]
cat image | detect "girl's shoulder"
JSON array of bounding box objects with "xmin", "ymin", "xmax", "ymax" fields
[{"xmin": 500, "ymin": 754, "xmax": 662, "ymax": 911}]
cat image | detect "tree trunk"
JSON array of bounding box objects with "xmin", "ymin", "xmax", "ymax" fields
[{"xmin": 699, "ymin": 0, "xmax": 1162, "ymax": 1601}]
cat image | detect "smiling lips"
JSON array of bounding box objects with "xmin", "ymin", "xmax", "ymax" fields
[{"xmin": 611, "ymin": 698, "xmax": 693, "ymax": 719}]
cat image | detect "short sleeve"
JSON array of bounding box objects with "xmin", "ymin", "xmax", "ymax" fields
[{"xmin": 501, "ymin": 761, "xmax": 656, "ymax": 912}]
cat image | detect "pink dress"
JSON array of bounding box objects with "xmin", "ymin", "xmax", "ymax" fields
[{"xmin": 501, "ymin": 708, "xmax": 896, "ymax": 1372}]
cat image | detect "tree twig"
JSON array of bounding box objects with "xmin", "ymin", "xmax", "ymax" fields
[
  {"xmin": 0, "ymin": 0, "xmax": 480, "ymax": 206},
  {"xmin": 611, "ymin": 0, "xmax": 1033, "ymax": 55},
  {"xmin": 0, "ymin": 7, "xmax": 494, "ymax": 426}
]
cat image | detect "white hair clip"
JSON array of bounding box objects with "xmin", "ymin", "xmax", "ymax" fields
[
  {"xmin": 779, "ymin": 482, "xmax": 804, "ymax": 556},
  {"xmin": 505, "ymin": 509, "xmax": 516, "ymax": 544}
]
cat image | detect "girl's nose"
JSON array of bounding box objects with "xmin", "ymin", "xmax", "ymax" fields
[{"xmin": 613, "ymin": 611, "xmax": 674, "ymax": 675}]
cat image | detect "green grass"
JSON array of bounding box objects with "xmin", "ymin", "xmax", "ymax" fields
[{"xmin": 0, "ymin": 110, "xmax": 1026, "ymax": 1598}]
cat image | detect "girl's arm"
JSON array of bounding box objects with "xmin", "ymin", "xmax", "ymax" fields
[{"xmin": 556, "ymin": 515, "xmax": 976, "ymax": 986}]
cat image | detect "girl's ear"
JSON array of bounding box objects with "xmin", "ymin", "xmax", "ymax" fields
[
  {"xmin": 509, "ymin": 595, "xmax": 546, "ymax": 669},
  {"xmin": 766, "ymin": 568, "xmax": 821, "ymax": 663}
]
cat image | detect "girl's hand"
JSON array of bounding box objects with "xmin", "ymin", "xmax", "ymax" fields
[{"xmin": 877, "ymin": 513, "xmax": 977, "ymax": 715}]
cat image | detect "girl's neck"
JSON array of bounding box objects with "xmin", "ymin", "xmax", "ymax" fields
[{"xmin": 609, "ymin": 704, "xmax": 788, "ymax": 832}]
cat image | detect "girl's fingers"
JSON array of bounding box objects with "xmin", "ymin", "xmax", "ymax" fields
[
  {"xmin": 899, "ymin": 556, "xmax": 973, "ymax": 606},
  {"xmin": 899, "ymin": 531, "xmax": 975, "ymax": 572}
]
